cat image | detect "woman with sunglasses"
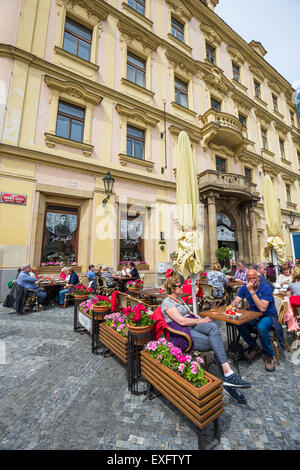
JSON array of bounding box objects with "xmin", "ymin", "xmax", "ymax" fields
[{"xmin": 161, "ymin": 276, "xmax": 252, "ymax": 404}]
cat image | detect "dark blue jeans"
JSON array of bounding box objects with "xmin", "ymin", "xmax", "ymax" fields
[
  {"xmin": 236, "ymin": 316, "xmax": 274, "ymax": 356},
  {"xmin": 28, "ymin": 289, "xmax": 47, "ymax": 304}
]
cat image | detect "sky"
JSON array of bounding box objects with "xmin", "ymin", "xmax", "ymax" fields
[{"xmin": 215, "ymin": 0, "xmax": 300, "ymax": 88}]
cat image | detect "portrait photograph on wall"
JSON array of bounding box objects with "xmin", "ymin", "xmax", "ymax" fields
[{"xmin": 41, "ymin": 205, "xmax": 79, "ymax": 264}]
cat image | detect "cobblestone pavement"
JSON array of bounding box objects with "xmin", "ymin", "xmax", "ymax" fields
[{"xmin": 0, "ymin": 303, "xmax": 299, "ymax": 450}]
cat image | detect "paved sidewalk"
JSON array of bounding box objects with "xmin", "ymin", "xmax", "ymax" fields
[{"xmin": 0, "ymin": 304, "xmax": 299, "ymax": 450}]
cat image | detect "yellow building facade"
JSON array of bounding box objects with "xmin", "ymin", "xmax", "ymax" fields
[{"xmin": 0, "ymin": 0, "xmax": 300, "ymax": 298}]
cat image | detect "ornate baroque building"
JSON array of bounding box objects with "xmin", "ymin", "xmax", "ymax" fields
[{"xmin": 0, "ymin": 0, "xmax": 299, "ymax": 297}]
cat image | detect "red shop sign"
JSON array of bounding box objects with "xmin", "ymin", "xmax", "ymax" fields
[{"xmin": 0, "ymin": 192, "xmax": 27, "ymax": 206}]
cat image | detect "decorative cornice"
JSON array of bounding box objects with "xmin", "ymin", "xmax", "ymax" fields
[
  {"xmin": 227, "ymin": 45, "xmax": 245, "ymax": 67},
  {"xmin": 254, "ymin": 108, "xmax": 272, "ymax": 128},
  {"xmin": 115, "ymin": 104, "xmax": 159, "ymax": 127},
  {"xmin": 281, "ymin": 173, "xmax": 298, "ymax": 184},
  {"xmin": 117, "ymin": 19, "xmax": 160, "ymax": 53},
  {"xmin": 168, "ymin": 125, "xmax": 201, "ymax": 144},
  {"xmin": 249, "ymin": 40, "xmax": 267, "ymax": 57},
  {"xmin": 200, "ymin": 23, "xmax": 221, "ymax": 47},
  {"xmin": 268, "ymin": 80, "xmax": 281, "ymax": 95},
  {"xmin": 232, "ymin": 90, "xmax": 254, "ymax": 115},
  {"xmin": 166, "ymin": 0, "xmax": 193, "ymax": 21},
  {"xmin": 44, "ymin": 75, "xmax": 102, "ymax": 105},
  {"xmin": 273, "ymin": 120, "xmax": 289, "ymax": 138}
]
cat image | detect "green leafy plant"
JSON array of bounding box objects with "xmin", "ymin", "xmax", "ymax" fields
[{"xmin": 215, "ymin": 247, "xmax": 233, "ymax": 267}]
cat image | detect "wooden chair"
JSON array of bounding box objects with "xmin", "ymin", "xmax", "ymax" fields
[
  {"xmin": 63, "ymin": 279, "xmax": 83, "ymax": 308},
  {"xmin": 272, "ymin": 295, "xmax": 291, "ymax": 364},
  {"xmin": 99, "ymin": 276, "xmax": 117, "ymax": 297},
  {"xmin": 25, "ymin": 289, "xmax": 39, "ymax": 312}
]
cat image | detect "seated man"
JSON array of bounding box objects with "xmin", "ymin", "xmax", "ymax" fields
[
  {"xmin": 252, "ymin": 263, "xmax": 274, "ymax": 291},
  {"xmin": 17, "ymin": 264, "xmax": 47, "ymax": 307},
  {"xmin": 231, "ymin": 268, "xmax": 284, "ymax": 372},
  {"xmin": 88, "ymin": 264, "xmax": 97, "ymax": 290}
]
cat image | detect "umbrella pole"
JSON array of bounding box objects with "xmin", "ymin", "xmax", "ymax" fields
[
  {"xmin": 272, "ymin": 249, "xmax": 279, "ymax": 281},
  {"xmin": 190, "ymin": 275, "xmax": 197, "ymax": 315}
]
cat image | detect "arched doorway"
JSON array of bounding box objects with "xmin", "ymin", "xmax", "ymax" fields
[{"xmin": 217, "ymin": 212, "xmax": 237, "ymax": 262}]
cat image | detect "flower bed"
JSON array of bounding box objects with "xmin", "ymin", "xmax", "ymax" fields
[
  {"xmin": 79, "ymin": 296, "xmax": 111, "ymax": 320},
  {"xmin": 140, "ymin": 339, "xmax": 224, "ymax": 430}
]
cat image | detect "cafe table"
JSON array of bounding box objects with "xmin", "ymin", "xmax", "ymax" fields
[
  {"xmin": 198, "ymin": 306, "xmax": 262, "ymax": 376},
  {"xmin": 38, "ymin": 279, "xmax": 65, "ymax": 306}
]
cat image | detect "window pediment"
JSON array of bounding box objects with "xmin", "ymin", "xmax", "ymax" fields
[
  {"xmin": 263, "ymin": 162, "xmax": 280, "ymax": 178},
  {"xmin": 273, "ymin": 121, "xmax": 289, "ymax": 139},
  {"xmin": 254, "ymin": 108, "xmax": 272, "ymax": 128},
  {"xmin": 198, "ymin": 63, "xmax": 232, "ymax": 98},
  {"xmin": 165, "ymin": 49, "xmax": 197, "ymax": 80},
  {"xmin": 166, "ymin": 0, "xmax": 192, "ymax": 21},
  {"xmin": 249, "ymin": 65, "xmax": 265, "ymax": 82},
  {"xmin": 268, "ymin": 80, "xmax": 281, "ymax": 95},
  {"xmin": 118, "ymin": 19, "xmax": 160, "ymax": 54},
  {"xmin": 227, "ymin": 45, "xmax": 245, "ymax": 67},
  {"xmin": 168, "ymin": 125, "xmax": 201, "ymax": 144},
  {"xmin": 44, "ymin": 76, "xmax": 102, "ymax": 105},
  {"xmin": 232, "ymin": 92, "xmax": 253, "ymax": 115},
  {"xmin": 200, "ymin": 23, "xmax": 221, "ymax": 48},
  {"xmin": 115, "ymin": 104, "xmax": 159, "ymax": 127},
  {"xmin": 55, "ymin": 0, "xmax": 108, "ymax": 25},
  {"xmin": 281, "ymin": 173, "xmax": 298, "ymax": 184}
]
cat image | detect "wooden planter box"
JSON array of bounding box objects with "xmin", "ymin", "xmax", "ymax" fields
[
  {"xmin": 140, "ymin": 351, "xmax": 224, "ymax": 430},
  {"xmin": 99, "ymin": 323, "xmax": 128, "ymax": 364},
  {"xmin": 39, "ymin": 266, "xmax": 81, "ymax": 274},
  {"xmin": 80, "ymin": 309, "xmax": 108, "ymax": 322}
]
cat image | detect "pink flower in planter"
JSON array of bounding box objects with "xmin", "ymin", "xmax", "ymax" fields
[
  {"xmin": 196, "ymin": 357, "xmax": 204, "ymax": 364},
  {"xmin": 178, "ymin": 363, "xmax": 185, "ymax": 372},
  {"xmin": 132, "ymin": 311, "xmax": 142, "ymax": 322},
  {"xmin": 185, "ymin": 355, "xmax": 192, "ymax": 363},
  {"xmin": 176, "ymin": 355, "xmax": 188, "ymax": 363}
]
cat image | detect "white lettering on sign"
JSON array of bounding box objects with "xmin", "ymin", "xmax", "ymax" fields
[{"xmin": 78, "ymin": 311, "xmax": 92, "ymax": 334}]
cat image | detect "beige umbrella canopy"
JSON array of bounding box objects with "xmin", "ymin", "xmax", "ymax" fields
[
  {"xmin": 173, "ymin": 131, "xmax": 204, "ymax": 313},
  {"xmin": 263, "ymin": 174, "xmax": 287, "ymax": 266}
]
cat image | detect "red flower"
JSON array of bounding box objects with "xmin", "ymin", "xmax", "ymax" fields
[
  {"xmin": 88, "ymin": 287, "xmax": 94, "ymax": 292},
  {"xmin": 122, "ymin": 307, "xmax": 132, "ymax": 317},
  {"xmin": 132, "ymin": 311, "xmax": 142, "ymax": 322}
]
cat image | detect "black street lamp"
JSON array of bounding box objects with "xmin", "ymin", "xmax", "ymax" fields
[
  {"xmin": 285, "ymin": 211, "xmax": 295, "ymax": 229},
  {"xmin": 102, "ymin": 171, "xmax": 115, "ymax": 207}
]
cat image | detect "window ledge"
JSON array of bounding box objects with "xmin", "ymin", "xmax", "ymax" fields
[
  {"xmin": 273, "ymin": 109, "xmax": 284, "ymax": 120},
  {"xmin": 231, "ymin": 78, "xmax": 248, "ymax": 93},
  {"xmin": 54, "ymin": 46, "xmax": 99, "ymax": 72},
  {"xmin": 119, "ymin": 153, "xmax": 154, "ymax": 172},
  {"xmin": 45, "ymin": 133, "xmax": 93, "ymax": 157},
  {"xmin": 287, "ymin": 202, "xmax": 297, "ymax": 209},
  {"xmin": 254, "ymin": 96, "xmax": 268, "ymax": 108},
  {"xmin": 121, "ymin": 2, "xmax": 153, "ymax": 28},
  {"xmin": 280, "ymin": 158, "xmax": 292, "ymax": 166},
  {"xmin": 204, "ymin": 58, "xmax": 217, "ymax": 67},
  {"xmin": 167, "ymin": 33, "xmax": 192, "ymax": 54},
  {"xmin": 170, "ymin": 101, "xmax": 197, "ymax": 118},
  {"xmin": 261, "ymin": 148, "xmax": 275, "ymax": 158},
  {"xmin": 120, "ymin": 78, "xmax": 155, "ymax": 98}
]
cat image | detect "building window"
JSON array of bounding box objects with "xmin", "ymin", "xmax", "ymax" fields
[
  {"xmin": 232, "ymin": 63, "xmax": 240, "ymax": 82},
  {"xmin": 211, "ymin": 97, "xmax": 221, "ymax": 111},
  {"xmin": 244, "ymin": 167, "xmax": 252, "ymax": 182},
  {"xmin": 128, "ymin": 0, "xmax": 145, "ymax": 15},
  {"xmin": 56, "ymin": 101, "xmax": 85, "ymax": 143},
  {"xmin": 171, "ymin": 17, "xmax": 184, "ymax": 42},
  {"xmin": 272, "ymin": 94, "xmax": 278, "ymax": 112},
  {"xmin": 127, "ymin": 125, "xmax": 145, "ymax": 159},
  {"xmin": 120, "ymin": 212, "xmax": 144, "ymax": 262},
  {"xmin": 286, "ymin": 184, "xmax": 292, "ymax": 203},
  {"xmin": 63, "ymin": 17, "xmax": 92, "ymax": 61},
  {"xmin": 279, "ymin": 139, "xmax": 285, "ymax": 159},
  {"xmin": 239, "ymin": 114, "xmax": 248, "ymax": 138},
  {"xmin": 254, "ymin": 80, "xmax": 261, "ymax": 99},
  {"xmin": 127, "ymin": 51, "xmax": 146, "ymax": 88},
  {"xmin": 175, "ymin": 77, "xmax": 188, "ymax": 108},
  {"xmin": 216, "ymin": 156, "xmax": 226, "ymax": 173},
  {"xmin": 261, "ymin": 128, "xmax": 268, "ymax": 150},
  {"xmin": 206, "ymin": 43, "xmax": 216, "ymax": 65}
]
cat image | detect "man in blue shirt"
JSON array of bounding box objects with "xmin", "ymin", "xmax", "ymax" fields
[
  {"xmin": 88, "ymin": 264, "xmax": 96, "ymax": 290},
  {"xmin": 231, "ymin": 268, "xmax": 280, "ymax": 372},
  {"xmin": 17, "ymin": 264, "xmax": 47, "ymax": 306},
  {"xmin": 253, "ymin": 263, "xmax": 275, "ymax": 292}
]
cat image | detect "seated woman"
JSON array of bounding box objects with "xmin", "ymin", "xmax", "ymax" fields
[
  {"xmin": 287, "ymin": 265, "xmax": 300, "ymax": 315},
  {"xmin": 101, "ymin": 266, "xmax": 118, "ymax": 288},
  {"xmin": 206, "ymin": 262, "xmax": 229, "ymax": 298},
  {"xmin": 60, "ymin": 267, "xmax": 68, "ymax": 280},
  {"xmin": 120, "ymin": 263, "xmax": 130, "ymax": 277},
  {"xmin": 161, "ymin": 276, "xmax": 251, "ymax": 405},
  {"xmin": 88, "ymin": 264, "xmax": 97, "ymax": 290},
  {"xmin": 127, "ymin": 261, "xmax": 140, "ymax": 280},
  {"xmin": 277, "ymin": 263, "xmax": 292, "ymax": 288},
  {"xmin": 59, "ymin": 268, "xmax": 79, "ymax": 308}
]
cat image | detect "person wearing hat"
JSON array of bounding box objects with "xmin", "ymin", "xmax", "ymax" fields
[{"xmin": 17, "ymin": 264, "xmax": 47, "ymax": 306}]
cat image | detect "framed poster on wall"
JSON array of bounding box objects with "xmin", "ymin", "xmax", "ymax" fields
[{"xmin": 41, "ymin": 205, "xmax": 79, "ymax": 264}]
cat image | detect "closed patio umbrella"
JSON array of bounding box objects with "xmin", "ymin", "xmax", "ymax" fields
[
  {"xmin": 173, "ymin": 131, "xmax": 204, "ymax": 314},
  {"xmin": 263, "ymin": 174, "xmax": 287, "ymax": 277}
]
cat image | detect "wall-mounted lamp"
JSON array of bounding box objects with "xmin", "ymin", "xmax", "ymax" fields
[
  {"xmin": 102, "ymin": 171, "xmax": 115, "ymax": 208},
  {"xmin": 285, "ymin": 211, "xmax": 295, "ymax": 229}
]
